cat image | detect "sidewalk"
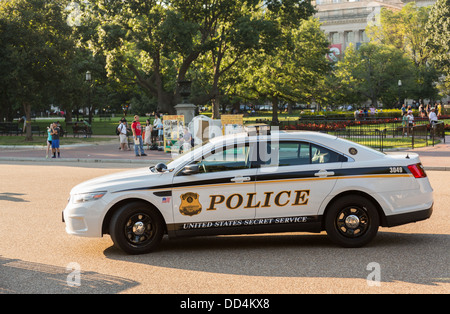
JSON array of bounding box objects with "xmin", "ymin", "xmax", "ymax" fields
[
  {"xmin": 401, "ymin": 135, "xmax": 450, "ymax": 171},
  {"xmin": 0, "ymin": 139, "xmax": 172, "ymax": 166},
  {"xmin": 0, "ymin": 135, "xmax": 449, "ymax": 170}
]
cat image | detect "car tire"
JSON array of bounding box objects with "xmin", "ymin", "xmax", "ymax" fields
[
  {"xmin": 325, "ymin": 195, "xmax": 379, "ymax": 248},
  {"xmin": 110, "ymin": 201, "xmax": 164, "ymax": 254}
]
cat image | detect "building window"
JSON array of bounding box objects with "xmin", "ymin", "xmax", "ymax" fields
[
  {"xmin": 360, "ymin": 30, "xmax": 369, "ymax": 42},
  {"xmin": 345, "ymin": 31, "xmax": 355, "ymax": 44},
  {"xmin": 331, "ymin": 32, "xmax": 340, "ymax": 44}
]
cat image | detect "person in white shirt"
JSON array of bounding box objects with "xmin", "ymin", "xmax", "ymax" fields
[
  {"xmin": 407, "ymin": 110, "xmax": 414, "ymax": 136},
  {"xmin": 117, "ymin": 119, "xmax": 129, "ymax": 151},
  {"xmin": 429, "ymin": 107, "xmax": 438, "ymax": 125},
  {"xmin": 152, "ymin": 113, "xmax": 162, "ymax": 144}
]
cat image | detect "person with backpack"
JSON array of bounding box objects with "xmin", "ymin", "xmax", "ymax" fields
[{"xmin": 117, "ymin": 118, "xmax": 129, "ymax": 151}]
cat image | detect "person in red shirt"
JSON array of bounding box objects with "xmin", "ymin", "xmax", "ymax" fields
[{"xmin": 131, "ymin": 115, "xmax": 147, "ymax": 157}]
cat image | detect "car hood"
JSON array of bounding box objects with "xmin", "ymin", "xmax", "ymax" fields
[{"xmin": 70, "ymin": 167, "xmax": 166, "ymax": 194}]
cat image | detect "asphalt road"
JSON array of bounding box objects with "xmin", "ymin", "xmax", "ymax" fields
[{"xmin": 0, "ymin": 161, "xmax": 448, "ymax": 294}]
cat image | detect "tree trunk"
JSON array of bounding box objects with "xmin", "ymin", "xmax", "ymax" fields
[
  {"xmin": 271, "ymin": 95, "xmax": 279, "ymax": 126},
  {"xmin": 211, "ymin": 96, "xmax": 220, "ymax": 120}
]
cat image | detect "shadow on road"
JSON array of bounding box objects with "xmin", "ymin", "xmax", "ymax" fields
[
  {"xmin": 0, "ymin": 256, "xmax": 139, "ymax": 294},
  {"xmin": 0, "ymin": 192, "xmax": 29, "ymax": 203},
  {"xmin": 104, "ymin": 231, "xmax": 449, "ymax": 286}
]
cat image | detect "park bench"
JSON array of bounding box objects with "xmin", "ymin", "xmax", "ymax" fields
[
  {"xmin": 72, "ymin": 124, "xmax": 93, "ymax": 138},
  {"xmin": 0, "ymin": 123, "xmax": 8, "ymax": 135},
  {"xmin": 6, "ymin": 123, "xmax": 22, "ymax": 135}
]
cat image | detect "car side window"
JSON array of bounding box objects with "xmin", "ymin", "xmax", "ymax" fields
[
  {"xmin": 310, "ymin": 143, "xmax": 346, "ymax": 164},
  {"xmin": 196, "ymin": 144, "xmax": 251, "ymax": 173},
  {"xmin": 262, "ymin": 141, "xmax": 347, "ymax": 167},
  {"xmin": 275, "ymin": 142, "xmax": 311, "ymax": 166}
]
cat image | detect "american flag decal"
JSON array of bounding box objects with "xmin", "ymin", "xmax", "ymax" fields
[{"xmin": 162, "ymin": 197, "xmax": 170, "ymax": 203}]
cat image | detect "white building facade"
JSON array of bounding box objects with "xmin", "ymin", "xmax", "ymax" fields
[{"xmin": 315, "ymin": 0, "xmax": 435, "ymax": 56}]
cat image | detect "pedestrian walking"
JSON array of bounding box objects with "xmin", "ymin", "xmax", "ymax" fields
[{"xmin": 131, "ymin": 115, "xmax": 147, "ymax": 157}]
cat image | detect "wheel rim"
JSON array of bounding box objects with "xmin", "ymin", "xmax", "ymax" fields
[
  {"xmin": 335, "ymin": 206, "xmax": 369, "ymax": 238},
  {"xmin": 124, "ymin": 213, "xmax": 155, "ymax": 246}
]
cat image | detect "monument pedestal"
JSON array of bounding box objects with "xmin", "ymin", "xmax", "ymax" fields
[{"xmin": 175, "ymin": 103, "xmax": 196, "ymax": 124}]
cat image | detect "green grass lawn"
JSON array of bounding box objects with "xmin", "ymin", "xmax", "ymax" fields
[{"xmin": 6, "ymin": 115, "xmax": 447, "ymax": 148}]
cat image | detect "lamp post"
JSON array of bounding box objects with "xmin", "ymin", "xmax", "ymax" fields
[
  {"xmin": 398, "ymin": 79, "xmax": 402, "ymax": 108},
  {"xmin": 85, "ymin": 71, "xmax": 92, "ymax": 124}
]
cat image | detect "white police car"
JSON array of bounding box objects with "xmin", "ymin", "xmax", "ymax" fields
[{"xmin": 63, "ymin": 130, "xmax": 433, "ymax": 254}]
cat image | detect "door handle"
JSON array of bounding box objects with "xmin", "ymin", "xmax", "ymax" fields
[
  {"xmin": 230, "ymin": 176, "xmax": 251, "ymax": 182},
  {"xmin": 314, "ymin": 170, "xmax": 335, "ymax": 177}
]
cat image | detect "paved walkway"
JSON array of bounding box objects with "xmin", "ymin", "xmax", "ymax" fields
[
  {"xmin": 0, "ymin": 137, "xmax": 171, "ymax": 166},
  {"xmin": 0, "ymin": 135, "xmax": 449, "ymax": 170},
  {"xmin": 402, "ymin": 135, "xmax": 450, "ymax": 171}
]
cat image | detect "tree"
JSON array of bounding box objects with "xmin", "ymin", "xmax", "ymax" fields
[
  {"xmin": 367, "ymin": 3, "xmax": 440, "ymax": 101},
  {"xmin": 85, "ymin": 0, "xmax": 315, "ymax": 117},
  {"xmin": 0, "ymin": 0, "xmax": 77, "ymax": 140},
  {"xmin": 334, "ymin": 43, "xmax": 414, "ymax": 108},
  {"xmin": 426, "ymin": 0, "xmax": 450, "ymax": 95},
  {"xmin": 240, "ymin": 18, "xmax": 330, "ymax": 124},
  {"xmin": 367, "ymin": 3, "xmax": 432, "ymax": 66}
]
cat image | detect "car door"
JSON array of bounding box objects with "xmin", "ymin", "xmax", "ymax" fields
[
  {"xmin": 171, "ymin": 141, "xmax": 257, "ymax": 235},
  {"xmin": 254, "ymin": 140, "xmax": 346, "ymax": 220}
]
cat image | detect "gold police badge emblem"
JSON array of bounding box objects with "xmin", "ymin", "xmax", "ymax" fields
[{"xmin": 179, "ymin": 192, "xmax": 202, "ymax": 216}]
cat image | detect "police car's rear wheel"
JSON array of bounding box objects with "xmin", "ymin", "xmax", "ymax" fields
[
  {"xmin": 110, "ymin": 202, "xmax": 164, "ymax": 254},
  {"xmin": 325, "ymin": 195, "xmax": 379, "ymax": 248}
]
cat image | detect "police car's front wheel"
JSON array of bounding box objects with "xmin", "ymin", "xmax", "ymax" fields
[
  {"xmin": 110, "ymin": 202, "xmax": 164, "ymax": 254},
  {"xmin": 325, "ymin": 195, "xmax": 379, "ymax": 248}
]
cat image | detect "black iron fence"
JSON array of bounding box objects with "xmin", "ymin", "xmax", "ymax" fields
[{"xmin": 279, "ymin": 117, "xmax": 446, "ymax": 151}]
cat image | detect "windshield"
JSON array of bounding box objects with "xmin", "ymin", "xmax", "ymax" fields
[{"xmin": 166, "ymin": 140, "xmax": 213, "ymax": 170}]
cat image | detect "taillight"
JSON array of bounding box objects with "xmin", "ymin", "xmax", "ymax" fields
[{"xmin": 407, "ymin": 163, "xmax": 427, "ymax": 178}]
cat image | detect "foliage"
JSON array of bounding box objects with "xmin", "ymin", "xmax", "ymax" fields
[
  {"xmin": 0, "ymin": 0, "xmax": 78, "ymax": 139},
  {"xmin": 366, "ymin": 3, "xmax": 440, "ymax": 101},
  {"xmin": 334, "ymin": 43, "xmax": 414, "ymax": 108},
  {"xmin": 238, "ymin": 17, "xmax": 330, "ymax": 124},
  {"xmin": 426, "ymin": 0, "xmax": 450, "ymax": 95},
  {"xmin": 82, "ymin": 0, "xmax": 315, "ymax": 117}
]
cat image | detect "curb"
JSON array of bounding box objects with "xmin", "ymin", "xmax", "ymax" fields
[
  {"xmin": 424, "ymin": 166, "xmax": 450, "ymax": 172},
  {"xmin": 0, "ymin": 157, "xmax": 169, "ymax": 165},
  {"xmin": 0, "ymin": 143, "xmax": 116, "ymax": 150}
]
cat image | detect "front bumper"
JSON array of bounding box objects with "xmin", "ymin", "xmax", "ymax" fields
[{"xmin": 62, "ymin": 199, "xmax": 106, "ymax": 238}]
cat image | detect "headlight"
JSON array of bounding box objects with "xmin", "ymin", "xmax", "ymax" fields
[{"xmin": 71, "ymin": 191, "xmax": 106, "ymax": 204}]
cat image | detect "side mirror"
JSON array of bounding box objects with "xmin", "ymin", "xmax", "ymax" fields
[
  {"xmin": 155, "ymin": 163, "xmax": 168, "ymax": 173},
  {"xmin": 182, "ymin": 164, "xmax": 199, "ymax": 175}
]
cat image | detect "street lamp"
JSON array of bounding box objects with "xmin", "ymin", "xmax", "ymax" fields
[
  {"xmin": 398, "ymin": 80, "xmax": 402, "ymax": 108},
  {"xmin": 85, "ymin": 71, "xmax": 92, "ymax": 124}
]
